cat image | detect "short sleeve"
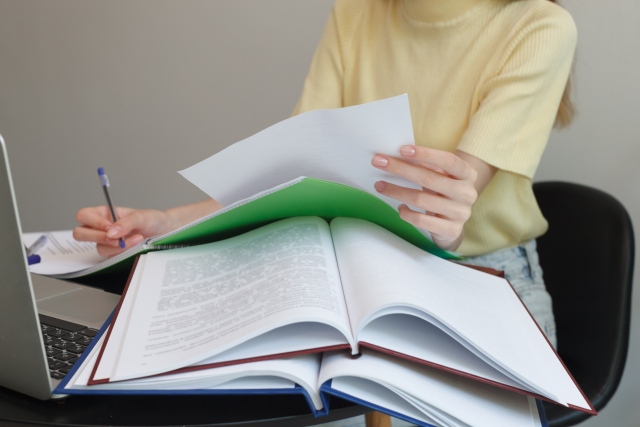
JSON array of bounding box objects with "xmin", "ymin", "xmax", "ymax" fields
[
  {"xmin": 292, "ymin": 0, "xmax": 364, "ymax": 116},
  {"xmin": 456, "ymin": 7, "xmax": 577, "ymax": 179},
  {"xmin": 291, "ymin": 4, "xmax": 345, "ymax": 116}
]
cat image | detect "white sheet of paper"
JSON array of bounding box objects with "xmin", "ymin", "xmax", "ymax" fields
[
  {"xmin": 24, "ymin": 231, "xmax": 106, "ymax": 275},
  {"xmin": 178, "ymin": 95, "xmax": 424, "ymax": 215}
]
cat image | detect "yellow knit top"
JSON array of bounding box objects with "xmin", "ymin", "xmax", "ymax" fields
[{"xmin": 292, "ymin": 0, "xmax": 577, "ymax": 256}]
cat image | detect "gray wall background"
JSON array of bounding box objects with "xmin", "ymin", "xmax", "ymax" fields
[{"xmin": 0, "ymin": 1, "xmax": 638, "ymax": 425}]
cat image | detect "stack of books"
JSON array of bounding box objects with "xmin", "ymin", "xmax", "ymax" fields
[{"xmin": 46, "ymin": 97, "xmax": 593, "ymax": 426}]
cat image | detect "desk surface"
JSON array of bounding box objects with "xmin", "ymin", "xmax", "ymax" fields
[{"xmin": 0, "ymin": 385, "xmax": 370, "ymax": 427}]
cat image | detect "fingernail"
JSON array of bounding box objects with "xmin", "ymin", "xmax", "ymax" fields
[
  {"xmin": 371, "ymin": 155, "xmax": 389, "ymax": 167},
  {"xmin": 105, "ymin": 238, "xmax": 119, "ymax": 247},
  {"xmin": 130, "ymin": 235, "xmax": 144, "ymax": 246},
  {"xmin": 400, "ymin": 146, "xmax": 415, "ymax": 157},
  {"xmin": 398, "ymin": 204, "xmax": 408, "ymax": 210},
  {"xmin": 374, "ymin": 181, "xmax": 386, "ymax": 193},
  {"xmin": 106, "ymin": 226, "xmax": 122, "ymax": 238}
]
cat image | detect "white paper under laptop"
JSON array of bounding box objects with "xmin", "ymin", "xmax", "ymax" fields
[{"xmin": 23, "ymin": 231, "xmax": 106, "ymax": 276}]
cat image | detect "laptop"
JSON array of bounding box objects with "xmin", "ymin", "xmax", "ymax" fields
[{"xmin": 0, "ymin": 134, "xmax": 120, "ymax": 400}]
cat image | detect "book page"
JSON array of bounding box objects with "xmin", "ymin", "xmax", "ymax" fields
[
  {"xmin": 128, "ymin": 353, "xmax": 322, "ymax": 408},
  {"xmin": 329, "ymin": 376, "xmax": 440, "ymax": 426},
  {"xmin": 94, "ymin": 249, "xmax": 349, "ymax": 384},
  {"xmin": 320, "ymin": 350, "xmax": 543, "ymax": 427},
  {"xmin": 24, "ymin": 231, "xmax": 106, "ymax": 275},
  {"xmin": 357, "ymin": 313, "xmax": 526, "ymax": 391},
  {"xmin": 111, "ymin": 217, "xmax": 352, "ymax": 382},
  {"xmin": 206, "ymin": 376, "xmax": 293, "ymax": 390},
  {"xmin": 92, "ymin": 254, "xmax": 148, "ymax": 383},
  {"xmin": 194, "ymin": 322, "xmax": 351, "ymax": 367},
  {"xmin": 330, "ymin": 217, "xmax": 590, "ymax": 411},
  {"xmin": 67, "ymin": 334, "xmax": 313, "ymax": 398}
]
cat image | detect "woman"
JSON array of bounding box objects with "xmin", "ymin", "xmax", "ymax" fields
[
  {"xmin": 291, "ymin": 0, "xmax": 577, "ymax": 350},
  {"xmin": 74, "ymin": 0, "xmax": 575, "ymax": 374}
]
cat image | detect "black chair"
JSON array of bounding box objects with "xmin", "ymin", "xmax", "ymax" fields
[{"xmin": 533, "ymin": 182, "xmax": 634, "ymax": 426}]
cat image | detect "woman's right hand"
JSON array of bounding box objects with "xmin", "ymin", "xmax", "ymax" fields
[{"xmin": 73, "ymin": 206, "xmax": 175, "ymax": 257}]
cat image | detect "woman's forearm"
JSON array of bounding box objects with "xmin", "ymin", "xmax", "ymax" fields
[{"xmin": 165, "ymin": 199, "xmax": 223, "ymax": 231}]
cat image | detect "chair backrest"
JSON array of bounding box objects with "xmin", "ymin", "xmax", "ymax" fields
[{"xmin": 533, "ymin": 182, "xmax": 634, "ymax": 426}]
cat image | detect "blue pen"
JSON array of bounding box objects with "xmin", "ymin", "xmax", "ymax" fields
[
  {"xmin": 98, "ymin": 167, "xmax": 125, "ymax": 249},
  {"xmin": 24, "ymin": 244, "xmax": 41, "ymax": 265}
]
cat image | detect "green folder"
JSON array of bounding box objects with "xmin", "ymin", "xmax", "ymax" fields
[{"xmin": 74, "ymin": 178, "xmax": 458, "ymax": 278}]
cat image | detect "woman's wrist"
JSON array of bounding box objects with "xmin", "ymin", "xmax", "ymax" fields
[
  {"xmin": 162, "ymin": 208, "xmax": 184, "ymax": 233},
  {"xmin": 433, "ymin": 230, "xmax": 464, "ymax": 252}
]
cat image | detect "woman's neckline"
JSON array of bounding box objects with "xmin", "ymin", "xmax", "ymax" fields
[{"xmin": 398, "ymin": 0, "xmax": 498, "ymax": 29}]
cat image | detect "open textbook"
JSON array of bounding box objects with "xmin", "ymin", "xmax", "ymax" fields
[
  {"xmin": 29, "ymin": 95, "xmax": 458, "ymax": 279},
  {"xmin": 57, "ymin": 322, "xmax": 550, "ymax": 427},
  {"xmin": 84, "ymin": 216, "xmax": 594, "ymax": 415}
]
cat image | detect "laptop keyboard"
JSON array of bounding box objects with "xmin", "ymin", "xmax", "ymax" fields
[{"xmin": 39, "ymin": 314, "xmax": 98, "ymax": 380}]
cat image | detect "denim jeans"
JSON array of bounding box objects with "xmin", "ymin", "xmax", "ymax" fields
[{"xmin": 316, "ymin": 240, "xmax": 557, "ymax": 427}]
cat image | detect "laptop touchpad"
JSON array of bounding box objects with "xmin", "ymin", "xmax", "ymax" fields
[
  {"xmin": 31, "ymin": 274, "xmax": 83, "ymax": 301},
  {"xmin": 32, "ymin": 274, "xmax": 119, "ymax": 329}
]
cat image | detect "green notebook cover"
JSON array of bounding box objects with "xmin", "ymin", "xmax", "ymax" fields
[{"xmin": 90, "ymin": 178, "xmax": 457, "ymax": 276}]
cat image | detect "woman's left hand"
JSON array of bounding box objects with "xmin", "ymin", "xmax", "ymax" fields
[{"xmin": 371, "ymin": 145, "xmax": 480, "ymax": 251}]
